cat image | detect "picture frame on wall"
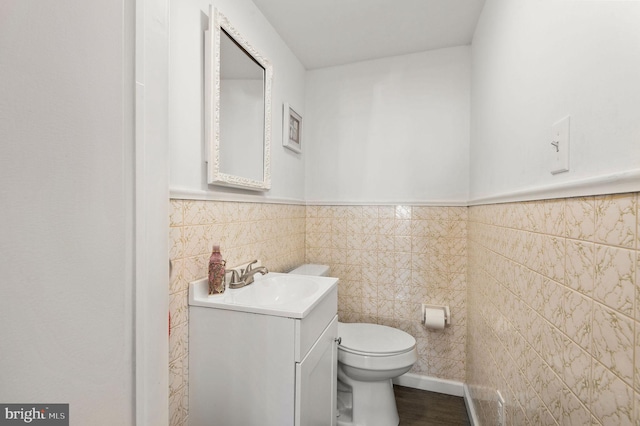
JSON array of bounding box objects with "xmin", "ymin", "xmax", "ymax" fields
[{"xmin": 283, "ymin": 103, "xmax": 302, "ymax": 153}]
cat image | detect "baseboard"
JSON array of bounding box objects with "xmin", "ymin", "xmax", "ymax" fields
[
  {"xmin": 463, "ymin": 384, "xmax": 480, "ymax": 426},
  {"xmin": 392, "ymin": 373, "xmax": 464, "ymax": 397}
]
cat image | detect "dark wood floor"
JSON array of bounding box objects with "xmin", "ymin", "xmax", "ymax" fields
[{"xmin": 394, "ymin": 385, "xmax": 471, "ymax": 426}]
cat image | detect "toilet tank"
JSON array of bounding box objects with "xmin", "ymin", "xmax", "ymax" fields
[{"xmin": 289, "ymin": 264, "xmax": 330, "ymax": 277}]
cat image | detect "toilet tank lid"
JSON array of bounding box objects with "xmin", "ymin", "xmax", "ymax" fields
[{"xmin": 289, "ymin": 264, "xmax": 330, "ymax": 276}]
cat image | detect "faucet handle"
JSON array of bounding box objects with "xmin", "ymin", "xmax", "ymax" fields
[
  {"xmin": 244, "ymin": 260, "xmax": 258, "ymax": 273},
  {"xmin": 228, "ymin": 269, "xmax": 246, "ymax": 289}
]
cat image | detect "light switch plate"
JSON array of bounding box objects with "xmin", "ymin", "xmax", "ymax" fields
[{"xmin": 550, "ymin": 116, "xmax": 570, "ymax": 174}]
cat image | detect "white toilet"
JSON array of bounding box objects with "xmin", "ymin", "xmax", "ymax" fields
[{"xmin": 289, "ymin": 264, "xmax": 418, "ymax": 426}]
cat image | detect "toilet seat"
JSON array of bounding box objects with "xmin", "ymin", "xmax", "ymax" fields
[{"xmin": 338, "ymin": 322, "xmax": 416, "ymax": 356}]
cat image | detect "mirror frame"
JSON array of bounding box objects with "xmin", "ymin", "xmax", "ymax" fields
[{"xmin": 205, "ymin": 6, "xmax": 272, "ymax": 191}]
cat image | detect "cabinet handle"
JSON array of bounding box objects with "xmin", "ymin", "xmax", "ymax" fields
[{"xmin": 335, "ymin": 337, "xmax": 341, "ymax": 345}]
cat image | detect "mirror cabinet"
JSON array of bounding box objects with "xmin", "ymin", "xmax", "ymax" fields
[{"xmin": 205, "ymin": 6, "xmax": 272, "ymax": 191}]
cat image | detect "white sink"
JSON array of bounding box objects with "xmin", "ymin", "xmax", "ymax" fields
[
  {"xmin": 232, "ymin": 275, "xmax": 320, "ymax": 306},
  {"xmin": 189, "ymin": 272, "xmax": 338, "ymax": 318}
]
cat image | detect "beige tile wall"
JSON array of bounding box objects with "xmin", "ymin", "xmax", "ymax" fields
[
  {"xmin": 467, "ymin": 193, "xmax": 640, "ymax": 425},
  {"xmin": 168, "ymin": 200, "xmax": 306, "ymax": 426},
  {"xmin": 168, "ymin": 200, "xmax": 469, "ymax": 425},
  {"xmin": 169, "ymin": 194, "xmax": 639, "ymax": 426},
  {"xmin": 305, "ymin": 205, "xmax": 468, "ymax": 381}
]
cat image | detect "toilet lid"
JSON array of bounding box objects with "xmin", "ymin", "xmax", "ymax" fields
[{"xmin": 338, "ymin": 322, "xmax": 416, "ymax": 355}]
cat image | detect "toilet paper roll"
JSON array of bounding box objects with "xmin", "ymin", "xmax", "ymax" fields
[{"xmin": 423, "ymin": 307, "xmax": 446, "ymax": 330}]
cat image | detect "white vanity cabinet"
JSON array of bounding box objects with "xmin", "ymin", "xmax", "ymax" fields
[{"xmin": 189, "ymin": 281, "xmax": 338, "ymax": 426}]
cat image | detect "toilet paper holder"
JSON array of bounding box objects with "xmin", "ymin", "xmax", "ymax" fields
[{"xmin": 421, "ymin": 304, "xmax": 451, "ymax": 326}]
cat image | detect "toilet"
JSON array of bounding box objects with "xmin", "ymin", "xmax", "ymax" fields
[{"xmin": 289, "ymin": 264, "xmax": 418, "ymax": 426}]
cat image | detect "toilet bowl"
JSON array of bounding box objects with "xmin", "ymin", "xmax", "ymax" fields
[
  {"xmin": 336, "ymin": 322, "xmax": 417, "ymax": 426},
  {"xmin": 289, "ymin": 264, "xmax": 417, "ymax": 426}
]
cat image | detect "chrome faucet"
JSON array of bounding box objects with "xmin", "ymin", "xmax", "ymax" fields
[{"xmin": 228, "ymin": 260, "xmax": 269, "ymax": 289}]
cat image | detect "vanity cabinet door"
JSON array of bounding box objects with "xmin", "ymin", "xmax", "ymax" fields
[{"xmin": 295, "ymin": 315, "xmax": 338, "ymax": 426}]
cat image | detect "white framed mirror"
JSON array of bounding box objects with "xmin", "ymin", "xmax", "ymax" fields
[{"xmin": 205, "ymin": 6, "xmax": 272, "ymax": 191}]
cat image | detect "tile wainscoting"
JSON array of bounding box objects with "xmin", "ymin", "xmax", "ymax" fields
[
  {"xmin": 467, "ymin": 193, "xmax": 640, "ymax": 425},
  {"xmin": 168, "ymin": 200, "xmax": 306, "ymax": 426},
  {"xmin": 305, "ymin": 205, "xmax": 468, "ymax": 380},
  {"xmin": 168, "ymin": 193, "xmax": 639, "ymax": 426},
  {"xmin": 167, "ymin": 200, "xmax": 468, "ymax": 426}
]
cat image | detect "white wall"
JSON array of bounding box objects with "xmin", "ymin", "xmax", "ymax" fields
[
  {"xmin": 304, "ymin": 47, "xmax": 470, "ymax": 205},
  {"xmin": 169, "ymin": 0, "xmax": 307, "ymax": 202},
  {"xmin": 0, "ymin": 0, "xmax": 136, "ymax": 424},
  {"xmin": 470, "ymin": 0, "xmax": 640, "ymax": 202}
]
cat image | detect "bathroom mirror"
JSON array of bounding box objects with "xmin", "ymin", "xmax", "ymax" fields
[{"xmin": 205, "ymin": 7, "xmax": 272, "ymax": 191}]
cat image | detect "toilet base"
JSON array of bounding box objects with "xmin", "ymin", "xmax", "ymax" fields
[{"xmin": 337, "ymin": 364, "xmax": 400, "ymax": 426}]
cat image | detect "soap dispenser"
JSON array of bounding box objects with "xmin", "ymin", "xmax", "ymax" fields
[{"xmin": 208, "ymin": 244, "xmax": 226, "ymax": 295}]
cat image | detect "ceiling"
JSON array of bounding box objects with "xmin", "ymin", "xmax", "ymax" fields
[{"xmin": 251, "ymin": 0, "xmax": 487, "ymax": 70}]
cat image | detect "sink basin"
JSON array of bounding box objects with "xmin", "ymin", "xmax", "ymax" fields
[
  {"xmin": 232, "ymin": 275, "xmax": 319, "ymax": 306},
  {"xmin": 189, "ymin": 272, "xmax": 338, "ymax": 318}
]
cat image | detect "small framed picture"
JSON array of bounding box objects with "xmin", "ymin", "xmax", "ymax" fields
[{"xmin": 283, "ymin": 103, "xmax": 302, "ymax": 153}]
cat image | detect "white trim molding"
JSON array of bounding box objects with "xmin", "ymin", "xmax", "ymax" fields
[
  {"xmin": 136, "ymin": 0, "xmax": 170, "ymax": 423},
  {"xmin": 393, "ymin": 373, "xmax": 464, "ymax": 397},
  {"xmin": 469, "ymin": 168, "xmax": 640, "ymax": 206},
  {"xmin": 172, "ymin": 168, "xmax": 640, "ymax": 207},
  {"xmin": 304, "ymin": 199, "xmax": 469, "ymax": 207},
  {"xmin": 169, "ymin": 187, "xmax": 305, "ymax": 205}
]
